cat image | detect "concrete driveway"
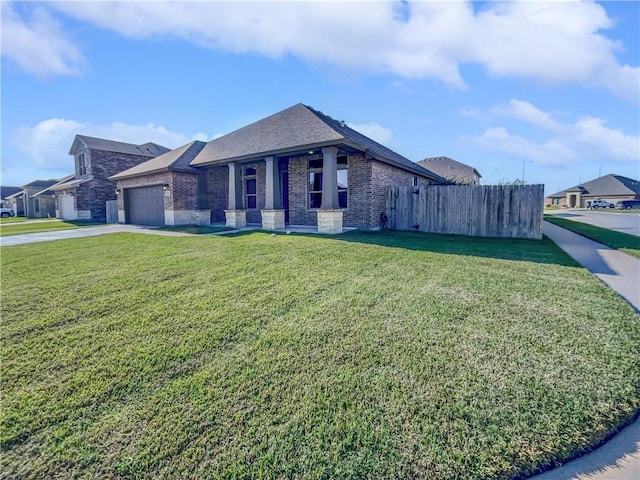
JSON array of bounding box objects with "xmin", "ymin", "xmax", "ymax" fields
[
  {"xmin": 545, "ymin": 209, "xmax": 640, "ymax": 237},
  {"xmin": 0, "ymin": 224, "xmax": 191, "ymax": 247}
]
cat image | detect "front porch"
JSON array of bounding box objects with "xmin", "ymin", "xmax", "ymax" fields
[{"xmin": 222, "ymin": 147, "xmax": 346, "ymax": 234}]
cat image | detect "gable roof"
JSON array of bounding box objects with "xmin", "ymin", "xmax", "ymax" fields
[
  {"xmin": 31, "ymin": 174, "xmax": 75, "ymax": 197},
  {"xmin": 20, "ymin": 179, "xmax": 60, "ymax": 189},
  {"xmin": 1, "ymin": 186, "xmax": 22, "ymax": 199},
  {"xmin": 417, "ymin": 157, "xmax": 481, "ymax": 183},
  {"xmin": 70, "ymin": 135, "xmax": 170, "ymax": 157},
  {"xmin": 110, "ymin": 140, "xmax": 207, "ymax": 180},
  {"xmin": 191, "ymin": 103, "xmax": 442, "ymax": 180},
  {"xmin": 547, "ymin": 174, "xmax": 640, "ymax": 198}
]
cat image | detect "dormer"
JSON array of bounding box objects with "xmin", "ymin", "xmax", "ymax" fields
[{"xmin": 69, "ymin": 135, "xmax": 92, "ymax": 178}]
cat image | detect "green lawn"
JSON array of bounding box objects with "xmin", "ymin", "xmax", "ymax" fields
[
  {"xmin": 2, "ymin": 231, "xmax": 639, "ymax": 479},
  {"xmin": 544, "ymin": 215, "xmax": 640, "ymax": 259},
  {"xmin": 0, "ymin": 216, "xmax": 28, "ymax": 224},
  {"xmin": 0, "ymin": 220, "xmax": 101, "ymax": 237},
  {"xmin": 155, "ymin": 225, "xmax": 234, "ymax": 234}
]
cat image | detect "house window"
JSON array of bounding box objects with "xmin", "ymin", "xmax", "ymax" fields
[
  {"xmin": 34, "ymin": 199, "xmax": 40, "ymax": 213},
  {"xmin": 78, "ymin": 153, "xmax": 87, "ymax": 175},
  {"xmin": 412, "ymin": 176, "xmax": 418, "ymax": 187},
  {"xmin": 308, "ymin": 156, "xmax": 348, "ymax": 209},
  {"xmin": 243, "ymin": 166, "xmax": 257, "ymax": 209}
]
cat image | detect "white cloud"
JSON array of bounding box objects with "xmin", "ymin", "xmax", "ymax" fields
[
  {"xmin": 472, "ymin": 99, "xmax": 639, "ymax": 167},
  {"xmin": 475, "ymin": 127, "xmax": 578, "ymax": 166},
  {"xmin": 9, "ymin": 118, "xmax": 207, "ymax": 174},
  {"xmin": 44, "ymin": 0, "xmax": 638, "ymax": 101},
  {"xmin": 348, "ymin": 122, "xmax": 393, "ymax": 146},
  {"xmin": 1, "ymin": 2, "xmax": 84, "ymax": 77},
  {"xmin": 491, "ymin": 100, "xmax": 564, "ymax": 133}
]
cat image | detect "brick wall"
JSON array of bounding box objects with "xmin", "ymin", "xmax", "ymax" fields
[
  {"xmin": 171, "ymin": 172, "xmax": 200, "ymax": 210},
  {"xmin": 79, "ymin": 148, "xmax": 158, "ymax": 222},
  {"xmin": 205, "ymin": 166, "xmax": 228, "ymax": 223}
]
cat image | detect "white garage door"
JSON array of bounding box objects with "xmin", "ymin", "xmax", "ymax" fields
[
  {"xmin": 58, "ymin": 195, "xmax": 76, "ymax": 220},
  {"xmin": 125, "ymin": 186, "xmax": 165, "ymax": 226}
]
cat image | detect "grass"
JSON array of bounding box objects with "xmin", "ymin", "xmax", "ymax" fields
[
  {"xmin": 0, "ymin": 220, "xmax": 102, "ymax": 237},
  {"xmin": 1, "ymin": 230, "xmax": 639, "ymax": 479},
  {"xmin": 0, "ymin": 216, "xmax": 28, "ymax": 223},
  {"xmin": 155, "ymin": 225, "xmax": 234, "ymax": 234},
  {"xmin": 544, "ymin": 214, "xmax": 640, "ymax": 259}
]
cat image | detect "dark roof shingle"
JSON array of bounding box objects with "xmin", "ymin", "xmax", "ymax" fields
[
  {"xmin": 110, "ymin": 141, "xmax": 207, "ymax": 180},
  {"xmin": 71, "ymin": 135, "xmax": 170, "ymax": 157},
  {"xmin": 547, "ymin": 174, "xmax": 640, "ymax": 197},
  {"xmin": 191, "ymin": 104, "xmax": 442, "ymax": 180}
]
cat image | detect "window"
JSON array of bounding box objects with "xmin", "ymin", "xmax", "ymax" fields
[
  {"xmin": 34, "ymin": 199, "xmax": 40, "ymax": 213},
  {"xmin": 412, "ymin": 176, "xmax": 418, "ymax": 187},
  {"xmin": 244, "ymin": 166, "xmax": 257, "ymax": 209},
  {"xmin": 78, "ymin": 154, "xmax": 87, "ymax": 175},
  {"xmin": 308, "ymin": 156, "xmax": 348, "ymax": 209}
]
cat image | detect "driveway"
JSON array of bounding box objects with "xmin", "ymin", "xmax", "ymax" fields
[
  {"xmin": 0, "ymin": 224, "xmax": 192, "ymax": 247},
  {"xmin": 545, "ymin": 210, "xmax": 640, "ymax": 236}
]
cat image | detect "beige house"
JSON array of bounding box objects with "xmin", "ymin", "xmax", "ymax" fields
[{"xmin": 545, "ymin": 174, "xmax": 640, "ymax": 208}]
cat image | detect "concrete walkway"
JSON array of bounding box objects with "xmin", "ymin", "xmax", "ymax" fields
[
  {"xmin": 528, "ymin": 222, "xmax": 640, "ymax": 480},
  {"xmin": 0, "ymin": 224, "xmax": 193, "ymax": 247}
]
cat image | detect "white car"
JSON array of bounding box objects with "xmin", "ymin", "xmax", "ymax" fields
[
  {"xmin": 0, "ymin": 207, "xmax": 16, "ymax": 218},
  {"xmin": 590, "ymin": 199, "xmax": 614, "ymax": 209}
]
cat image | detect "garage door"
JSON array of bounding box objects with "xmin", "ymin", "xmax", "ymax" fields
[
  {"xmin": 125, "ymin": 186, "xmax": 165, "ymax": 226},
  {"xmin": 58, "ymin": 195, "xmax": 76, "ymax": 220}
]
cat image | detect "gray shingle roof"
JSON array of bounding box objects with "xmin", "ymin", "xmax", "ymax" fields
[
  {"xmin": 71, "ymin": 135, "xmax": 170, "ymax": 157},
  {"xmin": 110, "ymin": 140, "xmax": 207, "ymax": 180},
  {"xmin": 20, "ymin": 179, "xmax": 60, "ymax": 189},
  {"xmin": 191, "ymin": 104, "xmax": 442, "ymax": 180},
  {"xmin": 417, "ymin": 157, "xmax": 481, "ymax": 184},
  {"xmin": 1, "ymin": 186, "xmax": 22, "ymax": 199},
  {"xmin": 547, "ymin": 174, "xmax": 640, "ymax": 198},
  {"xmin": 31, "ymin": 174, "xmax": 75, "ymax": 197}
]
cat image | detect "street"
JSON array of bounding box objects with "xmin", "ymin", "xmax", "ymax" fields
[{"xmin": 545, "ymin": 209, "xmax": 640, "ymax": 237}]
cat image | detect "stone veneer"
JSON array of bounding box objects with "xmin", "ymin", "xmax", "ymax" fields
[
  {"xmin": 225, "ymin": 210, "xmax": 247, "ymax": 228},
  {"xmin": 317, "ymin": 209, "xmax": 343, "ymax": 234},
  {"xmin": 261, "ymin": 209, "xmax": 285, "ymax": 230}
]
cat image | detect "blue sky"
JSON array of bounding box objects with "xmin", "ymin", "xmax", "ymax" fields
[{"xmin": 2, "ymin": 0, "xmax": 638, "ymax": 194}]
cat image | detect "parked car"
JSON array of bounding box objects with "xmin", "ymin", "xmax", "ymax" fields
[
  {"xmin": 615, "ymin": 200, "xmax": 640, "ymax": 210},
  {"xmin": 0, "ymin": 207, "xmax": 16, "ymax": 218},
  {"xmin": 589, "ymin": 199, "xmax": 614, "ymax": 209}
]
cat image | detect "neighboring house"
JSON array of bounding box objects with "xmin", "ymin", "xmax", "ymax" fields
[
  {"xmin": 1, "ymin": 186, "xmax": 22, "ymax": 213},
  {"xmin": 111, "ymin": 103, "xmax": 443, "ymax": 232},
  {"xmin": 16, "ymin": 179, "xmax": 60, "ymax": 218},
  {"xmin": 545, "ymin": 174, "xmax": 640, "ymax": 208},
  {"xmin": 417, "ymin": 157, "xmax": 482, "ymax": 185},
  {"xmin": 51, "ymin": 135, "xmax": 170, "ymax": 222}
]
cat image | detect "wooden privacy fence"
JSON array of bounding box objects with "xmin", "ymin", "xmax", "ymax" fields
[
  {"xmin": 105, "ymin": 200, "xmax": 118, "ymax": 224},
  {"xmin": 386, "ymin": 184, "xmax": 544, "ymax": 239}
]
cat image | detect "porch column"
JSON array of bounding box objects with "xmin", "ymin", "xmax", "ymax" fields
[
  {"xmin": 321, "ymin": 147, "xmax": 339, "ymax": 209},
  {"xmin": 225, "ymin": 161, "xmax": 246, "ymax": 228},
  {"xmin": 317, "ymin": 146, "xmax": 343, "ymax": 234},
  {"xmin": 261, "ymin": 156, "xmax": 285, "ymax": 230}
]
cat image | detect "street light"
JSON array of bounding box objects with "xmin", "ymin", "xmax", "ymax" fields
[{"xmin": 522, "ymin": 160, "xmax": 533, "ymax": 185}]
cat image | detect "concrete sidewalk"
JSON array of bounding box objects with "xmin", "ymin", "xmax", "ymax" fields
[
  {"xmin": 0, "ymin": 224, "xmax": 193, "ymax": 247},
  {"xmin": 528, "ymin": 222, "xmax": 640, "ymax": 480}
]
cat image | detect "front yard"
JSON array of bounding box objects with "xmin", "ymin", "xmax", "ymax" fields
[
  {"xmin": 1, "ymin": 230, "xmax": 639, "ymax": 479},
  {"xmin": 0, "ymin": 219, "xmax": 101, "ymax": 237}
]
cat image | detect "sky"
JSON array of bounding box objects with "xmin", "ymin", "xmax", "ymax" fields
[{"xmin": 1, "ymin": 0, "xmax": 639, "ymax": 195}]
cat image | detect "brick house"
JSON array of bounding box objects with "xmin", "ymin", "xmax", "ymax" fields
[
  {"xmin": 545, "ymin": 174, "xmax": 640, "ymax": 208},
  {"xmin": 111, "ymin": 104, "xmax": 443, "ymax": 233},
  {"xmin": 417, "ymin": 157, "xmax": 482, "ymax": 185},
  {"xmin": 50, "ymin": 135, "xmax": 169, "ymax": 222}
]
